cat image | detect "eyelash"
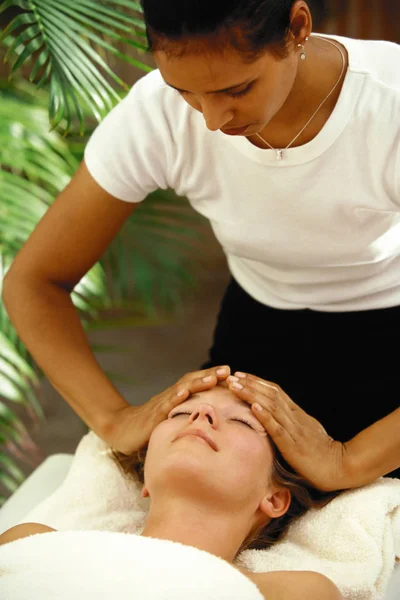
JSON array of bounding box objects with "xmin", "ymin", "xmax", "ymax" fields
[
  {"xmin": 229, "ymin": 86, "xmax": 251, "ymax": 98},
  {"xmin": 170, "ymin": 411, "xmax": 255, "ymax": 430},
  {"xmin": 173, "ymin": 84, "xmax": 251, "ymax": 99}
]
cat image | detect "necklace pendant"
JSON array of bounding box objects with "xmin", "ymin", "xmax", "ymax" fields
[{"xmin": 276, "ymin": 149, "xmax": 283, "ymax": 161}]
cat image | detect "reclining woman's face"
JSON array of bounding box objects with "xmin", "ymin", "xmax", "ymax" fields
[{"xmin": 142, "ymin": 385, "xmax": 287, "ymax": 516}]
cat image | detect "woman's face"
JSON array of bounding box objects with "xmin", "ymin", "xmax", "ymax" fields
[
  {"xmin": 154, "ymin": 41, "xmax": 299, "ymax": 136},
  {"xmin": 143, "ymin": 385, "xmax": 275, "ymax": 512}
]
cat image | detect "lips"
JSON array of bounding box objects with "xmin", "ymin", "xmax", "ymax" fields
[
  {"xmin": 221, "ymin": 125, "xmax": 249, "ymax": 135},
  {"xmin": 175, "ymin": 428, "xmax": 218, "ymax": 452}
]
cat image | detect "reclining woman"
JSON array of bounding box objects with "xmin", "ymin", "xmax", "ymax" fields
[{"xmin": 0, "ymin": 370, "xmax": 343, "ymax": 599}]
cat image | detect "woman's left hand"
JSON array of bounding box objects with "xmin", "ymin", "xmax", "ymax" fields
[{"xmin": 227, "ymin": 372, "xmax": 350, "ymax": 492}]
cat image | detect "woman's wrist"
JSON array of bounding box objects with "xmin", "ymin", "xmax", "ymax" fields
[
  {"xmin": 95, "ymin": 403, "xmax": 130, "ymax": 440},
  {"xmin": 339, "ymin": 441, "xmax": 365, "ymax": 489},
  {"xmin": 340, "ymin": 409, "xmax": 400, "ymax": 488},
  {"xmin": 318, "ymin": 441, "xmax": 360, "ymax": 491},
  {"xmin": 340, "ymin": 440, "xmax": 382, "ymax": 489}
]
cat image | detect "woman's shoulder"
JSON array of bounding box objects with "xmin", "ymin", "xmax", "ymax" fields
[
  {"xmin": 111, "ymin": 67, "xmax": 199, "ymax": 144},
  {"xmin": 342, "ymin": 35, "xmax": 399, "ymax": 91},
  {"xmin": 238, "ymin": 567, "xmax": 343, "ymax": 600},
  {"xmin": 126, "ymin": 68, "xmax": 166, "ymax": 98},
  {"xmin": 124, "ymin": 68, "xmax": 191, "ymax": 116},
  {"xmin": 315, "ymin": 33, "xmax": 399, "ymax": 93},
  {"xmin": 0, "ymin": 522, "xmax": 56, "ymax": 547}
]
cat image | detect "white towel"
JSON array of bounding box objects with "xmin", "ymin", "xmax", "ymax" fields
[
  {"xmin": 0, "ymin": 530, "xmax": 263, "ymax": 599},
  {"xmin": 236, "ymin": 477, "xmax": 400, "ymax": 600},
  {"xmin": 20, "ymin": 432, "xmax": 400, "ymax": 599}
]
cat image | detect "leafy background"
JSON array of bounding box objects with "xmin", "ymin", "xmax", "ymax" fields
[{"xmin": 0, "ymin": 0, "xmax": 212, "ymax": 505}]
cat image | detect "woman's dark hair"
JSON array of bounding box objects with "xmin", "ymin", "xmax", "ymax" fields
[
  {"xmin": 139, "ymin": 0, "xmax": 301, "ymax": 61},
  {"xmin": 111, "ymin": 438, "xmax": 342, "ymax": 557}
]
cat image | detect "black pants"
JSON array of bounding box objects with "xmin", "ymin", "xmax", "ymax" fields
[{"xmin": 202, "ymin": 277, "xmax": 400, "ymax": 479}]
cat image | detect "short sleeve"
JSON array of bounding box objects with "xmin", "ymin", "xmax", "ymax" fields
[
  {"xmin": 395, "ymin": 134, "xmax": 400, "ymax": 204},
  {"xmin": 84, "ymin": 71, "xmax": 171, "ymax": 203},
  {"xmin": 385, "ymin": 126, "xmax": 400, "ymax": 208}
]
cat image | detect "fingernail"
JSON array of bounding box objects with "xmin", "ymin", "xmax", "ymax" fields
[
  {"xmin": 203, "ymin": 376, "xmax": 212, "ymax": 382},
  {"xmin": 216, "ymin": 367, "xmax": 229, "ymax": 376},
  {"xmin": 253, "ymin": 403, "xmax": 263, "ymax": 412},
  {"xmin": 177, "ymin": 390, "xmax": 186, "ymax": 397},
  {"xmin": 231, "ymin": 382, "xmax": 243, "ymax": 390},
  {"xmin": 227, "ymin": 376, "xmax": 239, "ymax": 383},
  {"xmin": 235, "ymin": 372, "xmax": 247, "ymax": 378}
]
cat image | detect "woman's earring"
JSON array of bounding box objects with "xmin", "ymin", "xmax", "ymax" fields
[
  {"xmin": 298, "ymin": 43, "xmax": 306, "ymax": 60},
  {"xmin": 298, "ymin": 37, "xmax": 309, "ymax": 61}
]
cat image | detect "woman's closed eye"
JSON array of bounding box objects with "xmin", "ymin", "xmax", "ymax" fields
[
  {"xmin": 172, "ymin": 83, "xmax": 253, "ymax": 99},
  {"xmin": 170, "ymin": 411, "xmax": 192, "ymax": 418},
  {"xmin": 170, "ymin": 411, "xmax": 256, "ymax": 430},
  {"xmin": 231, "ymin": 417, "xmax": 256, "ymax": 429}
]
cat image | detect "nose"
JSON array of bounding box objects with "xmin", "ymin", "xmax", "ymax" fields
[
  {"xmin": 188, "ymin": 404, "xmax": 218, "ymax": 428},
  {"xmin": 200, "ymin": 98, "xmax": 234, "ymax": 131}
]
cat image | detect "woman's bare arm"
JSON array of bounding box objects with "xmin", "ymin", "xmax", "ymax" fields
[
  {"xmin": 228, "ymin": 374, "xmax": 400, "ymax": 490},
  {"xmin": 344, "ymin": 407, "xmax": 400, "ymax": 487},
  {"xmin": 2, "ymin": 160, "xmax": 138, "ymax": 439}
]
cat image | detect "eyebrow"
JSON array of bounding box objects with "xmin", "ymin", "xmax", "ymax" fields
[{"xmin": 164, "ymin": 78, "xmax": 253, "ymax": 95}]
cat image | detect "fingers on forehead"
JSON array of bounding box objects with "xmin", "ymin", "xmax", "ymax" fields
[{"xmin": 246, "ymin": 375, "xmax": 279, "ymax": 393}]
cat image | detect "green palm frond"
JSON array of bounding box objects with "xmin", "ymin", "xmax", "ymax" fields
[
  {"xmin": 0, "ymin": 80, "xmax": 207, "ymax": 499},
  {"xmin": 1, "ymin": 77, "xmax": 207, "ymax": 323},
  {"xmin": 0, "ymin": 452, "xmax": 25, "ymax": 493},
  {"xmin": 0, "ymin": 0, "xmax": 151, "ymax": 134},
  {"xmin": 0, "ymin": 0, "xmax": 209, "ymax": 501}
]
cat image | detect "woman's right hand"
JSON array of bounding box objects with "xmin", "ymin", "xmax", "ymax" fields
[{"xmin": 102, "ymin": 366, "xmax": 231, "ymax": 454}]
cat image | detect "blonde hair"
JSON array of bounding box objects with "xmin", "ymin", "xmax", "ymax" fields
[{"xmin": 111, "ymin": 441, "xmax": 341, "ymax": 556}]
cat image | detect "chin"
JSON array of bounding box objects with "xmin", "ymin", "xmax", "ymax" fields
[{"xmin": 244, "ymin": 124, "xmax": 264, "ymax": 136}]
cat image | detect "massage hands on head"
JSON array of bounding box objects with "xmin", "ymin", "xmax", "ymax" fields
[
  {"xmin": 0, "ymin": 367, "xmax": 345, "ymax": 600},
  {"xmin": 105, "ymin": 367, "xmax": 344, "ymax": 598},
  {"xmin": 106, "ymin": 365, "xmax": 349, "ymax": 492}
]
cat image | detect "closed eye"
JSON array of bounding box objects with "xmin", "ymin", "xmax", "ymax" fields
[
  {"xmin": 232, "ymin": 418, "xmax": 255, "ymax": 430},
  {"xmin": 170, "ymin": 411, "xmax": 191, "ymax": 417},
  {"xmin": 172, "ymin": 83, "xmax": 253, "ymax": 99},
  {"xmin": 229, "ymin": 85, "xmax": 252, "ymax": 98},
  {"xmin": 170, "ymin": 412, "xmax": 256, "ymax": 430}
]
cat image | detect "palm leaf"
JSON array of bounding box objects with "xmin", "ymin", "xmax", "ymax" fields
[
  {"xmin": 0, "ymin": 0, "xmax": 151, "ymax": 134},
  {"xmin": 0, "ymin": 0, "xmax": 212, "ymax": 498},
  {"xmin": 1, "ymin": 77, "xmax": 207, "ymax": 325},
  {"xmin": 0, "ymin": 78, "xmax": 209, "ymax": 504},
  {"xmin": 0, "ymin": 452, "xmax": 25, "ymax": 484}
]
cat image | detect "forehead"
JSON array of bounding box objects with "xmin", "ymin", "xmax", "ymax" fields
[
  {"xmin": 155, "ymin": 47, "xmax": 261, "ymax": 87},
  {"xmin": 183, "ymin": 387, "xmax": 250, "ymax": 411},
  {"xmin": 155, "ymin": 44, "xmax": 247, "ymax": 68}
]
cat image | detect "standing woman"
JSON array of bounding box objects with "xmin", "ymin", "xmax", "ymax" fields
[{"xmin": 3, "ymin": 1, "xmax": 400, "ymax": 486}]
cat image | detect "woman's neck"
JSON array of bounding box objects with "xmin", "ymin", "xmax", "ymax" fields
[
  {"xmin": 249, "ymin": 35, "xmax": 348, "ymax": 150},
  {"xmin": 140, "ymin": 496, "xmax": 258, "ymax": 563}
]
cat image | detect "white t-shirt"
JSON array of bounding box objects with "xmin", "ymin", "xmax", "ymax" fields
[{"xmin": 84, "ymin": 34, "xmax": 400, "ymax": 312}]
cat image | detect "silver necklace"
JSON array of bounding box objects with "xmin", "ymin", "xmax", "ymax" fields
[{"xmin": 255, "ymin": 37, "xmax": 346, "ymax": 161}]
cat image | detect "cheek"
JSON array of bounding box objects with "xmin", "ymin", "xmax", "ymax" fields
[
  {"xmin": 146, "ymin": 421, "xmax": 175, "ymax": 454},
  {"xmin": 277, "ymin": 60, "xmax": 298, "ymax": 96},
  {"xmin": 143, "ymin": 424, "xmax": 173, "ymax": 478},
  {"xmin": 229, "ymin": 434, "xmax": 271, "ymax": 472},
  {"xmin": 257, "ymin": 64, "xmax": 297, "ymax": 111}
]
